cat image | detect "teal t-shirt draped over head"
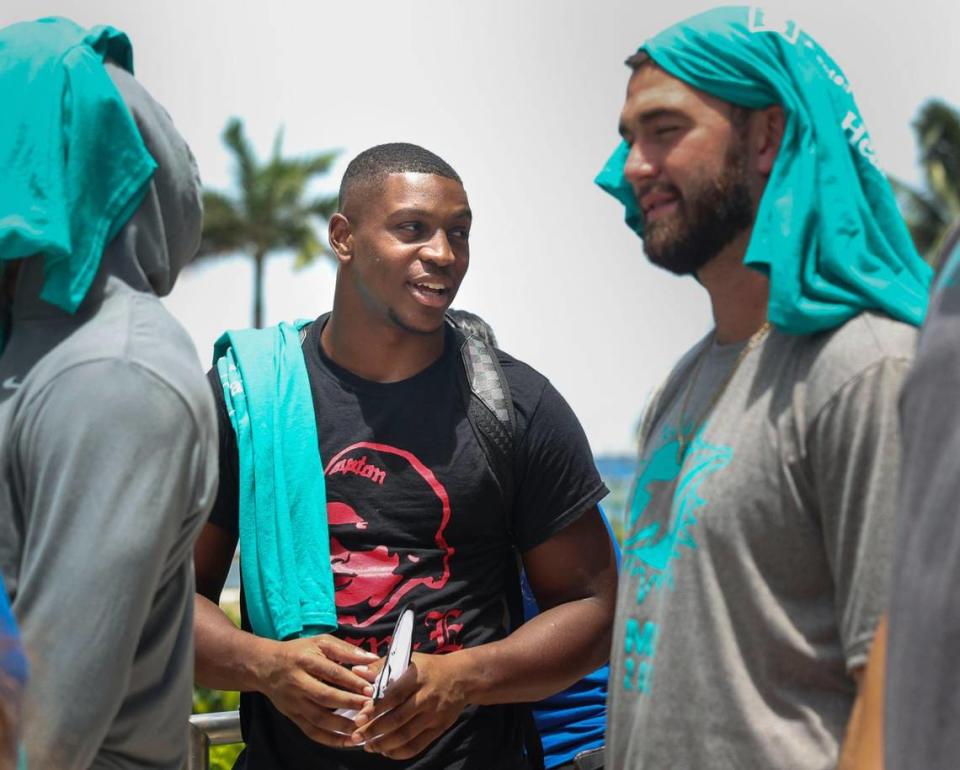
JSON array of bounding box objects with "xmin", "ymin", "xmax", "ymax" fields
[
  {"xmin": 596, "ymin": 5, "xmax": 931, "ymax": 334},
  {"xmin": 0, "ymin": 17, "xmax": 156, "ymax": 314}
]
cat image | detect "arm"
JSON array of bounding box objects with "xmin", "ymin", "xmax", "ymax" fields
[
  {"xmin": 807, "ymin": 357, "xmax": 908, "ymax": 770},
  {"xmin": 194, "ymin": 527, "xmax": 378, "ymax": 747},
  {"xmin": 14, "ymin": 361, "xmax": 211, "ymax": 768},
  {"xmin": 352, "ymin": 505, "xmax": 617, "ymax": 759},
  {"xmin": 194, "ymin": 374, "xmax": 379, "ymax": 747},
  {"xmin": 837, "ymin": 617, "xmax": 886, "ymax": 770}
]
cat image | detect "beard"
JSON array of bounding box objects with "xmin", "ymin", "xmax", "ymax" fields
[{"xmin": 640, "ymin": 141, "xmax": 754, "ymax": 276}]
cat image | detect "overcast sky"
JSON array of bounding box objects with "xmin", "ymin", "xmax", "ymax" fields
[{"xmin": 3, "ymin": 1, "xmax": 957, "ymax": 454}]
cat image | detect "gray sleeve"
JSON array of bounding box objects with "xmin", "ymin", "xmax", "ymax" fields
[
  {"xmin": 13, "ymin": 360, "xmax": 214, "ymax": 769},
  {"xmin": 886, "ymin": 308, "xmax": 960, "ymax": 769},
  {"xmin": 805, "ymin": 356, "xmax": 909, "ymax": 670}
]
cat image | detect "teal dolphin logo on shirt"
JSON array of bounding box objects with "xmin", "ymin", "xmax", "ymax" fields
[
  {"xmin": 620, "ymin": 424, "xmax": 732, "ymax": 696},
  {"xmin": 623, "ymin": 426, "xmax": 732, "ymax": 606}
]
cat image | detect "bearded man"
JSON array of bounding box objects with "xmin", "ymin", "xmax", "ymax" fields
[{"xmin": 595, "ymin": 7, "xmax": 931, "ymax": 769}]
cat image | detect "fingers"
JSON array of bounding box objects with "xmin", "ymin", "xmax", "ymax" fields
[
  {"xmin": 364, "ymin": 663, "xmax": 419, "ymax": 718},
  {"xmin": 295, "ymin": 670, "xmax": 372, "ymax": 712},
  {"xmin": 346, "ymin": 653, "xmax": 468, "ymax": 759},
  {"xmin": 289, "ymin": 708, "xmax": 362, "ymax": 749},
  {"xmin": 351, "ymin": 661, "xmax": 380, "ymax": 684},
  {"xmin": 317, "ymin": 635, "xmax": 381, "ymax": 666},
  {"xmin": 364, "ymin": 711, "xmax": 450, "ymax": 760},
  {"xmin": 351, "ymin": 666, "xmax": 420, "ymax": 740},
  {"xmin": 300, "ymin": 652, "xmax": 375, "ymax": 697}
]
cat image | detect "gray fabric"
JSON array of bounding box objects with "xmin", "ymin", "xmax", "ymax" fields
[
  {"xmin": 607, "ymin": 313, "xmax": 914, "ymax": 770},
  {"xmin": 886, "ymin": 254, "xmax": 960, "ymax": 770},
  {"xmin": 0, "ymin": 63, "xmax": 216, "ymax": 770}
]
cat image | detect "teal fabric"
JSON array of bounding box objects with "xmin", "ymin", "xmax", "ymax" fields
[
  {"xmin": 596, "ymin": 6, "xmax": 932, "ymax": 334},
  {"xmin": 213, "ymin": 321, "xmax": 337, "ymax": 641},
  {"xmin": 0, "ymin": 17, "xmax": 156, "ymax": 313}
]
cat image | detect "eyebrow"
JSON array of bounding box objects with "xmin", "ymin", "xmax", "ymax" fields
[
  {"xmin": 619, "ymin": 108, "xmax": 687, "ymax": 138},
  {"xmin": 391, "ymin": 207, "xmax": 472, "ymax": 221}
]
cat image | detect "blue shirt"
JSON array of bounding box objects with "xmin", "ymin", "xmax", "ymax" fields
[{"xmin": 522, "ymin": 507, "xmax": 620, "ymax": 768}]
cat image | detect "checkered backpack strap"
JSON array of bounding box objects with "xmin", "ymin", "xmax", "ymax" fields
[
  {"xmin": 453, "ymin": 328, "xmax": 517, "ymax": 501},
  {"xmin": 445, "ymin": 322, "xmax": 544, "ymax": 769}
]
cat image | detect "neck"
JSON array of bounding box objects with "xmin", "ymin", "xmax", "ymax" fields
[
  {"xmin": 696, "ymin": 229, "xmax": 770, "ymax": 344},
  {"xmin": 321, "ymin": 288, "xmax": 446, "ymax": 383}
]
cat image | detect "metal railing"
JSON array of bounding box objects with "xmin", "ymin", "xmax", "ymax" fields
[
  {"xmin": 185, "ymin": 710, "xmax": 606, "ymax": 769},
  {"xmin": 187, "ymin": 711, "xmax": 242, "ymax": 770}
]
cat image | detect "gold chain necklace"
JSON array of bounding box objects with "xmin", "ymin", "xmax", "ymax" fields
[{"xmin": 675, "ymin": 321, "xmax": 772, "ymax": 462}]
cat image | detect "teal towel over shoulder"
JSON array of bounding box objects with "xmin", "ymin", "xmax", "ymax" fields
[
  {"xmin": 0, "ymin": 17, "xmax": 156, "ymax": 312},
  {"xmin": 596, "ymin": 5, "xmax": 932, "ymax": 334},
  {"xmin": 214, "ymin": 321, "xmax": 337, "ymax": 641}
]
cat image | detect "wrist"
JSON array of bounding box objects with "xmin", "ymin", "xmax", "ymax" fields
[
  {"xmin": 445, "ymin": 644, "xmax": 497, "ymax": 706},
  {"xmin": 247, "ymin": 635, "xmax": 282, "ymax": 694}
]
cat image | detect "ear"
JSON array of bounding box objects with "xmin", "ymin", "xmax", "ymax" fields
[
  {"xmin": 754, "ymin": 105, "xmax": 785, "ymax": 176},
  {"xmin": 328, "ymin": 213, "xmax": 354, "ymax": 265}
]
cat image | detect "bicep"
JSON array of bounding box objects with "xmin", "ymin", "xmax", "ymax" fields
[
  {"xmin": 195, "ymin": 522, "xmax": 238, "ymax": 602},
  {"xmin": 522, "ymin": 506, "xmax": 617, "ymax": 610}
]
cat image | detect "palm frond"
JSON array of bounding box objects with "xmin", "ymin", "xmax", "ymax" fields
[
  {"xmin": 222, "ymin": 119, "xmax": 258, "ymax": 202},
  {"xmin": 197, "ymin": 190, "xmax": 248, "ymax": 258},
  {"xmin": 915, "ymin": 100, "xmax": 960, "ymax": 216},
  {"xmin": 189, "ymin": 118, "xmax": 340, "ymax": 325}
]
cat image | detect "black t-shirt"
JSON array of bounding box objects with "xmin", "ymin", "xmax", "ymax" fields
[{"xmin": 207, "ymin": 318, "xmax": 607, "ymax": 770}]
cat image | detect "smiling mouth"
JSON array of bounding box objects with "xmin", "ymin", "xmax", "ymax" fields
[
  {"xmin": 643, "ymin": 198, "xmax": 679, "ymax": 223},
  {"xmin": 407, "ymin": 280, "xmax": 451, "ymax": 308}
]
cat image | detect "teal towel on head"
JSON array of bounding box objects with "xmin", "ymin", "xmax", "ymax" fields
[
  {"xmin": 0, "ymin": 17, "xmax": 156, "ymax": 312},
  {"xmin": 596, "ymin": 5, "xmax": 932, "ymax": 334},
  {"xmin": 214, "ymin": 321, "xmax": 337, "ymax": 641}
]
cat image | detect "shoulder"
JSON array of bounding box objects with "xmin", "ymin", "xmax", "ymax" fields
[
  {"xmin": 14, "ymin": 291, "xmax": 216, "ymax": 453},
  {"xmin": 27, "ymin": 286, "xmax": 215, "ymax": 424},
  {"xmin": 101, "ymin": 288, "xmax": 217, "ymax": 435},
  {"xmin": 496, "ymin": 349, "xmax": 550, "ymax": 406},
  {"xmin": 494, "ymin": 348, "xmax": 556, "ymax": 434},
  {"xmin": 23, "ymin": 357, "xmax": 209, "ymax": 441},
  {"xmin": 792, "ymin": 312, "xmax": 917, "ymax": 412},
  {"xmin": 493, "ymin": 348, "xmax": 596, "ymax": 455}
]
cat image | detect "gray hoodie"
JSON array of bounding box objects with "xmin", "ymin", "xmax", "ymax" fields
[{"xmin": 0, "ymin": 63, "xmax": 217, "ymax": 769}]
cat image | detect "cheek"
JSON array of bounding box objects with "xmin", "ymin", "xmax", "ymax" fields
[{"xmin": 663, "ymin": 143, "xmax": 725, "ymax": 197}]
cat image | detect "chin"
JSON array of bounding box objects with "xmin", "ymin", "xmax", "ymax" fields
[{"xmin": 387, "ymin": 307, "xmax": 446, "ymax": 336}]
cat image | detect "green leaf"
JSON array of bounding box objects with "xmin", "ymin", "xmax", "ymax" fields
[{"xmin": 187, "ymin": 119, "xmax": 340, "ymax": 326}]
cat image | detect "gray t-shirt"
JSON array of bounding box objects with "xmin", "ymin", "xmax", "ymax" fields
[
  {"xmin": 0, "ymin": 279, "xmax": 218, "ymax": 770},
  {"xmin": 608, "ymin": 312, "xmax": 915, "ymax": 770},
  {"xmin": 886, "ymin": 246, "xmax": 960, "ymax": 770}
]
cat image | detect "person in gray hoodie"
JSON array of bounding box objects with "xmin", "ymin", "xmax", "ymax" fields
[{"xmin": 0, "ymin": 21, "xmax": 218, "ymax": 770}]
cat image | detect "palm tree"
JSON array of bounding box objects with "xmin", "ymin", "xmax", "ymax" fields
[
  {"xmin": 891, "ymin": 100, "xmax": 960, "ymax": 269},
  {"xmin": 196, "ymin": 118, "xmax": 339, "ymax": 327}
]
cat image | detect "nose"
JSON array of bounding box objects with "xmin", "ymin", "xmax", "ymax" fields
[
  {"xmin": 420, "ymin": 230, "xmax": 456, "ymax": 267},
  {"xmin": 623, "ymin": 141, "xmax": 657, "ymax": 188}
]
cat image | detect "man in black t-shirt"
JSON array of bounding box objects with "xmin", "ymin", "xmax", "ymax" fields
[{"xmin": 193, "ymin": 143, "xmax": 617, "ymax": 770}]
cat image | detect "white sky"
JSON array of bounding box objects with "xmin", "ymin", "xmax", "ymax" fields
[{"xmin": 3, "ymin": 1, "xmax": 958, "ymax": 454}]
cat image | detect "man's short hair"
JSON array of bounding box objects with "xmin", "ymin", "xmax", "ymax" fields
[
  {"xmin": 338, "ymin": 143, "xmax": 462, "ymax": 213},
  {"xmin": 625, "ymin": 50, "xmax": 654, "ymax": 72}
]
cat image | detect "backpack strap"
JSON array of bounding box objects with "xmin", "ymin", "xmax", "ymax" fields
[
  {"xmin": 299, "ymin": 312, "xmax": 328, "ymax": 346},
  {"xmin": 445, "ymin": 319, "xmax": 545, "ymax": 770},
  {"xmin": 447, "ymin": 320, "xmax": 517, "ymax": 503}
]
